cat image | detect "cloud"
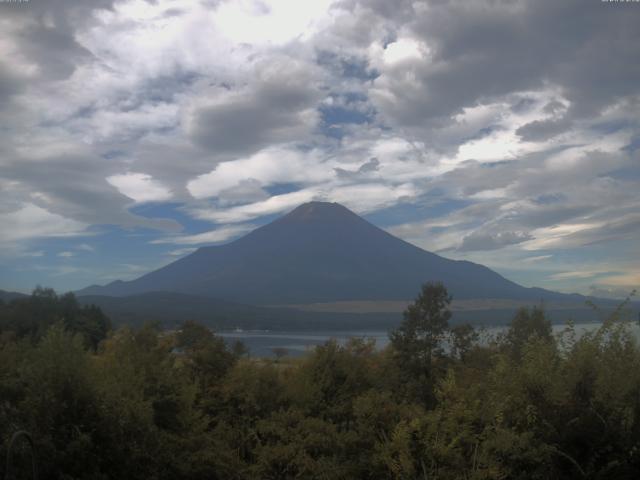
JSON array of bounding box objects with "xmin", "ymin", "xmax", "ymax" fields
[
  {"xmin": 1, "ymin": 149, "xmax": 181, "ymax": 232},
  {"xmin": 0, "ymin": 0, "xmax": 117, "ymax": 84},
  {"xmin": 367, "ymin": 0, "xmax": 640, "ymax": 132},
  {"xmin": 549, "ymin": 270, "xmax": 611, "ymax": 281},
  {"xmin": 521, "ymin": 255, "xmax": 553, "ymax": 263},
  {"xmin": 151, "ymin": 224, "xmax": 254, "ymax": 245},
  {"xmin": 189, "ymin": 190, "xmax": 319, "ymax": 223},
  {"xmin": 217, "ymin": 179, "xmax": 270, "ymax": 206},
  {"xmin": 458, "ymin": 230, "xmax": 533, "ymax": 252},
  {"xmin": 334, "ymin": 157, "xmax": 380, "ymax": 179},
  {"xmin": 212, "ymin": 0, "xmax": 334, "ymax": 45},
  {"xmin": 328, "ymin": 182, "xmax": 417, "ymax": 213},
  {"xmin": 516, "ymin": 117, "xmax": 572, "ymax": 142},
  {"xmin": 597, "ymin": 271, "xmax": 640, "ymax": 288},
  {"xmin": 0, "ymin": 61, "xmax": 25, "ymax": 108},
  {"xmin": 21, "ymin": 251, "xmax": 45, "ymax": 258},
  {"xmin": 166, "ymin": 247, "xmax": 197, "ymax": 256},
  {"xmin": 522, "ymin": 213, "xmax": 640, "ymax": 251},
  {"xmin": 588, "ymin": 285, "xmax": 638, "ymax": 300},
  {"xmin": 0, "ymin": 203, "xmax": 88, "ymax": 248},
  {"xmin": 186, "ymin": 146, "xmax": 329, "ymax": 199},
  {"xmin": 106, "ymin": 172, "xmax": 173, "ymax": 203},
  {"xmin": 187, "ymin": 57, "xmax": 323, "ymax": 155},
  {"xmin": 188, "ymin": 177, "xmax": 419, "ymax": 224}
]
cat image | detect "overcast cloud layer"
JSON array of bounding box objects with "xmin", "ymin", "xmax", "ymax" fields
[{"xmin": 0, "ymin": 0, "xmax": 638, "ymax": 297}]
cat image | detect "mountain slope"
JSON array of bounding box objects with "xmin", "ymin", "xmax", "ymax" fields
[
  {"xmin": 0, "ymin": 289, "xmax": 28, "ymax": 303},
  {"xmin": 78, "ymin": 202, "xmax": 584, "ymax": 304}
]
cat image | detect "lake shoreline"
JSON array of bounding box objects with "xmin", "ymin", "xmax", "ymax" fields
[{"xmin": 217, "ymin": 321, "xmax": 630, "ymax": 358}]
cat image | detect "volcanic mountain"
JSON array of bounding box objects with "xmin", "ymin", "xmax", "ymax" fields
[{"xmin": 78, "ymin": 202, "xmax": 583, "ymax": 305}]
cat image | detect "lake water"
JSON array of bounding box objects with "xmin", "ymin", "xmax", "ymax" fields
[
  {"xmin": 219, "ymin": 322, "xmax": 636, "ymax": 358},
  {"xmin": 219, "ymin": 330, "xmax": 391, "ymax": 357}
]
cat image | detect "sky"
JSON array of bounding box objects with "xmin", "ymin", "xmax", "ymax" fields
[{"xmin": 0, "ymin": 0, "xmax": 638, "ymax": 298}]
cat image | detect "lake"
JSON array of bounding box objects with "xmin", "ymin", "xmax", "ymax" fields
[{"xmin": 218, "ymin": 322, "xmax": 636, "ymax": 358}]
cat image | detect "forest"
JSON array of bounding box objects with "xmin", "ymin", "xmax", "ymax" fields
[{"xmin": 1, "ymin": 284, "xmax": 639, "ymax": 479}]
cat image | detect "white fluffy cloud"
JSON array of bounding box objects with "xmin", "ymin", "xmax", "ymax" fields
[
  {"xmin": 107, "ymin": 172, "xmax": 173, "ymax": 203},
  {"xmin": 187, "ymin": 147, "xmax": 329, "ymax": 199},
  {"xmin": 189, "ymin": 190, "xmax": 319, "ymax": 223},
  {"xmin": 151, "ymin": 225, "xmax": 255, "ymax": 245},
  {"xmin": 0, "ymin": 203, "xmax": 88, "ymax": 248}
]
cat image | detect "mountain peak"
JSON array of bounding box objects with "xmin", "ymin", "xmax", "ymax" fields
[
  {"xmin": 280, "ymin": 201, "xmax": 359, "ymax": 224},
  {"xmin": 289, "ymin": 201, "xmax": 347, "ymax": 215}
]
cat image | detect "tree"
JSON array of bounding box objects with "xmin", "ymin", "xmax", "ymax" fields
[
  {"xmin": 505, "ymin": 305, "xmax": 552, "ymax": 357},
  {"xmin": 0, "ymin": 288, "xmax": 111, "ymax": 348},
  {"xmin": 176, "ymin": 320, "xmax": 214, "ymax": 350},
  {"xmin": 389, "ymin": 282, "xmax": 452, "ymax": 403},
  {"xmin": 449, "ymin": 323, "xmax": 478, "ymax": 361},
  {"xmin": 177, "ymin": 321, "xmax": 236, "ymax": 389}
]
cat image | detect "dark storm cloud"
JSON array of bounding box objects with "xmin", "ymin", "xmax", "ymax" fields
[
  {"xmin": 189, "ymin": 59, "xmax": 323, "ymax": 155},
  {"xmin": 337, "ymin": 0, "xmax": 415, "ymax": 24},
  {"xmin": 0, "ymin": 63, "xmax": 23, "ymax": 108},
  {"xmin": 16, "ymin": 24, "xmax": 93, "ymax": 80},
  {"xmin": 0, "ymin": 0, "xmax": 117, "ymax": 81},
  {"xmin": 1, "ymin": 153, "xmax": 180, "ymax": 232},
  {"xmin": 516, "ymin": 117, "xmax": 572, "ymax": 142},
  {"xmin": 371, "ymin": 0, "xmax": 640, "ymax": 129},
  {"xmin": 0, "ymin": 0, "xmax": 116, "ymax": 22}
]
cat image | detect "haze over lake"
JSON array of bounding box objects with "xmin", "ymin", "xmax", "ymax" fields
[{"xmin": 219, "ymin": 321, "xmax": 639, "ymax": 357}]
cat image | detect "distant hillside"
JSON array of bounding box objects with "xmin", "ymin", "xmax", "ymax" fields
[
  {"xmin": 77, "ymin": 291, "xmax": 627, "ymax": 330},
  {"xmin": 0, "ymin": 289, "xmax": 28, "ymax": 303},
  {"xmin": 78, "ymin": 202, "xmax": 586, "ymax": 306},
  {"xmin": 77, "ymin": 291, "xmax": 400, "ymax": 331}
]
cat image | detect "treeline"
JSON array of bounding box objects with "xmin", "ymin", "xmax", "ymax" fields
[{"xmin": 1, "ymin": 284, "xmax": 639, "ymax": 479}]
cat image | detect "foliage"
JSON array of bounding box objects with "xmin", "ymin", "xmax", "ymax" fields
[
  {"xmin": 504, "ymin": 305, "xmax": 553, "ymax": 358},
  {"xmin": 389, "ymin": 282, "xmax": 452, "ymax": 405},
  {"xmin": 0, "ymin": 287, "xmax": 111, "ymax": 348},
  {"xmin": 2, "ymin": 287, "xmax": 640, "ymax": 479},
  {"xmin": 449, "ymin": 323, "xmax": 479, "ymax": 361}
]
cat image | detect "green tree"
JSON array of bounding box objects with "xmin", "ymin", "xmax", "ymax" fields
[
  {"xmin": 177, "ymin": 321, "xmax": 237, "ymax": 397},
  {"xmin": 390, "ymin": 283, "xmax": 452, "ymax": 402},
  {"xmin": 449, "ymin": 323, "xmax": 478, "ymax": 361},
  {"xmin": 0, "ymin": 288, "xmax": 110, "ymax": 348},
  {"xmin": 505, "ymin": 305, "xmax": 552, "ymax": 357}
]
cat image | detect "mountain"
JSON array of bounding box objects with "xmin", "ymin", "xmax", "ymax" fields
[
  {"xmin": 78, "ymin": 202, "xmax": 585, "ymax": 305},
  {"xmin": 0, "ymin": 289, "xmax": 28, "ymax": 303}
]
